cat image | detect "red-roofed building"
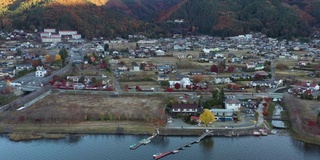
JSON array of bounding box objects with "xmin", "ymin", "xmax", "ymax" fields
[{"xmin": 190, "ymin": 116, "xmax": 200, "ymax": 122}]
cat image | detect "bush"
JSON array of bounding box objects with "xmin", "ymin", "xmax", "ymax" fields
[
  {"xmin": 262, "ymin": 111, "xmax": 270, "ymax": 117},
  {"xmin": 275, "ymin": 63, "xmax": 289, "ymax": 70}
]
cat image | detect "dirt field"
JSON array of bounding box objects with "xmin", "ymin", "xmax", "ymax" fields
[{"xmin": 2, "ymin": 93, "xmax": 167, "ymax": 125}]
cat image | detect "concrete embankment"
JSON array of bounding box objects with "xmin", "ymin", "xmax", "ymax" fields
[{"xmin": 160, "ymin": 128, "xmax": 258, "ymax": 137}]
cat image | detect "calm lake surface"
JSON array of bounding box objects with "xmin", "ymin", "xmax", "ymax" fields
[{"xmin": 1, "ymin": 133, "xmax": 320, "ymax": 160}]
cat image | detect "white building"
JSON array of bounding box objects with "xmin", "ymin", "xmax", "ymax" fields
[
  {"xmin": 137, "ymin": 39, "xmax": 158, "ymax": 44},
  {"xmin": 132, "ymin": 65, "xmax": 140, "ymax": 71},
  {"xmin": 59, "ymin": 30, "xmax": 78, "ymax": 36},
  {"xmin": 44, "ymin": 28, "xmax": 56, "ymax": 33},
  {"xmin": 169, "ymin": 77, "xmax": 192, "ymax": 88},
  {"xmin": 224, "ymin": 98, "xmax": 241, "ymax": 111},
  {"xmin": 214, "ymin": 77, "xmax": 232, "ymax": 84},
  {"xmin": 35, "ymin": 66, "xmax": 47, "ymax": 77},
  {"xmin": 41, "ymin": 37, "xmax": 62, "ymax": 43},
  {"xmin": 40, "ymin": 32, "xmax": 50, "ymax": 37},
  {"xmin": 72, "ymin": 34, "xmax": 82, "ymax": 39},
  {"xmin": 211, "ymin": 109, "xmax": 235, "ymax": 117},
  {"xmin": 155, "ymin": 50, "xmax": 165, "ymax": 56}
]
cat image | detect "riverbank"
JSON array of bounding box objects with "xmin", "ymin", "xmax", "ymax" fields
[
  {"xmin": 290, "ymin": 131, "xmax": 320, "ymax": 146},
  {"xmin": 8, "ymin": 133, "xmax": 67, "ymax": 141},
  {"xmin": 0, "ymin": 121, "xmax": 267, "ymax": 141}
]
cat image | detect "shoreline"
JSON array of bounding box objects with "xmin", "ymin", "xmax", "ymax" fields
[
  {"xmin": 1, "ymin": 121, "xmax": 319, "ymax": 146},
  {"xmin": 289, "ymin": 131, "xmax": 320, "ymax": 146},
  {"xmin": 0, "ymin": 121, "xmax": 266, "ymax": 141}
]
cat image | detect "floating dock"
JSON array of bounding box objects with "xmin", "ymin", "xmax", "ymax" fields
[
  {"xmin": 153, "ymin": 130, "xmax": 213, "ymax": 160},
  {"xmin": 130, "ymin": 129, "xmax": 159, "ymax": 150}
]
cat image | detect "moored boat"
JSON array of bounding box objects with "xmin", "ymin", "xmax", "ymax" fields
[
  {"xmin": 172, "ymin": 150, "xmax": 179, "ymax": 154},
  {"xmin": 253, "ymin": 131, "xmax": 261, "ymax": 136},
  {"xmin": 259, "ymin": 129, "xmax": 268, "ymax": 136},
  {"xmin": 129, "ymin": 144, "xmax": 136, "ymax": 149},
  {"xmin": 153, "ymin": 152, "xmax": 161, "ymax": 158},
  {"xmin": 140, "ymin": 139, "xmax": 151, "ymax": 145}
]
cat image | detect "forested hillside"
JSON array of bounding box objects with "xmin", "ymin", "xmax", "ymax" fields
[
  {"xmin": 167, "ymin": 0, "xmax": 320, "ymax": 38},
  {"xmin": 1, "ymin": 0, "xmax": 320, "ymax": 39},
  {"xmin": 0, "ymin": 0, "xmax": 169, "ymax": 39}
]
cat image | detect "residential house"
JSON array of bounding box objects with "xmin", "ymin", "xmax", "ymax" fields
[
  {"xmin": 35, "ymin": 66, "xmax": 47, "ymax": 77},
  {"xmin": 189, "ymin": 70, "xmax": 204, "ymax": 75},
  {"xmin": 157, "ymin": 65, "xmax": 172, "ymax": 72},
  {"xmin": 171, "ymin": 104, "xmax": 199, "ymax": 115},
  {"xmin": 169, "ymin": 77, "xmax": 192, "ymax": 88},
  {"xmin": 246, "ymin": 62, "xmax": 256, "ymax": 69},
  {"xmin": 255, "ymin": 63, "xmax": 264, "ymax": 70},
  {"xmin": 67, "ymin": 76, "xmax": 80, "ymax": 82},
  {"xmin": 248, "ymin": 80, "xmax": 277, "ymax": 88},
  {"xmin": 1, "ymin": 68, "xmax": 15, "ymax": 77},
  {"xmin": 15, "ymin": 63, "xmax": 33, "ymax": 71},
  {"xmin": 157, "ymin": 75, "xmax": 169, "ymax": 81},
  {"xmin": 298, "ymin": 61, "xmax": 308, "ymax": 66},
  {"xmin": 143, "ymin": 63, "xmax": 156, "ymax": 71},
  {"xmin": 117, "ymin": 65, "xmax": 128, "ymax": 71},
  {"xmin": 224, "ymin": 98, "xmax": 241, "ymax": 111},
  {"xmin": 155, "ymin": 50, "xmax": 165, "ymax": 56},
  {"xmin": 214, "ymin": 77, "xmax": 232, "ymax": 84},
  {"xmin": 231, "ymin": 57, "xmax": 242, "ymax": 63},
  {"xmin": 132, "ymin": 65, "xmax": 140, "ymax": 71},
  {"xmin": 254, "ymin": 71, "xmax": 269, "ymax": 76},
  {"xmin": 210, "ymin": 109, "xmax": 235, "ymax": 117}
]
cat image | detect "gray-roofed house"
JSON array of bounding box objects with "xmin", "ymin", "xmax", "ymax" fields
[{"xmin": 224, "ymin": 98, "xmax": 241, "ymax": 111}]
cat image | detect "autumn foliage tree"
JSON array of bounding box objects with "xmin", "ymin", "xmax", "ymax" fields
[
  {"xmin": 174, "ymin": 83, "xmax": 181, "ymax": 90},
  {"xmin": 193, "ymin": 75, "xmax": 203, "ymax": 83},
  {"xmin": 45, "ymin": 54, "xmax": 55, "ymax": 64},
  {"xmin": 55, "ymin": 54, "xmax": 62, "ymax": 61},
  {"xmin": 199, "ymin": 109, "xmax": 215, "ymax": 127},
  {"xmin": 211, "ymin": 64, "xmax": 218, "ymax": 73}
]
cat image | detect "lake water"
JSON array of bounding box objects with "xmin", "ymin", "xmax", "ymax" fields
[{"xmin": 1, "ymin": 133, "xmax": 320, "ymax": 160}]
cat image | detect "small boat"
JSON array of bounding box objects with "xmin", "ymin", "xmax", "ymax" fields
[
  {"xmin": 172, "ymin": 150, "xmax": 179, "ymax": 154},
  {"xmin": 261, "ymin": 132, "xmax": 268, "ymax": 136},
  {"xmin": 253, "ymin": 131, "xmax": 261, "ymax": 136},
  {"xmin": 140, "ymin": 139, "xmax": 151, "ymax": 145},
  {"xmin": 185, "ymin": 144, "xmax": 192, "ymax": 147},
  {"xmin": 259, "ymin": 129, "xmax": 268, "ymax": 136},
  {"xmin": 153, "ymin": 152, "xmax": 161, "ymax": 158},
  {"xmin": 129, "ymin": 144, "xmax": 136, "ymax": 149}
]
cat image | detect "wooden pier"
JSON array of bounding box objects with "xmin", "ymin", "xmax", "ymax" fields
[
  {"xmin": 153, "ymin": 130, "xmax": 213, "ymax": 160},
  {"xmin": 130, "ymin": 129, "xmax": 159, "ymax": 150}
]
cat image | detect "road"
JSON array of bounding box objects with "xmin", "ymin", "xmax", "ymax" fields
[
  {"xmin": 0, "ymin": 44, "xmax": 86, "ymax": 111},
  {"xmin": 224, "ymin": 92, "xmax": 284, "ymax": 99},
  {"xmin": 271, "ymin": 60, "xmax": 275, "ymax": 81}
]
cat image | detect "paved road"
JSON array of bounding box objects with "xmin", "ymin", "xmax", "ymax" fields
[
  {"xmin": 225, "ymin": 92, "xmax": 284, "ymax": 99},
  {"xmin": 271, "ymin": 60, "xmax": 275, "ymax": 81}
]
